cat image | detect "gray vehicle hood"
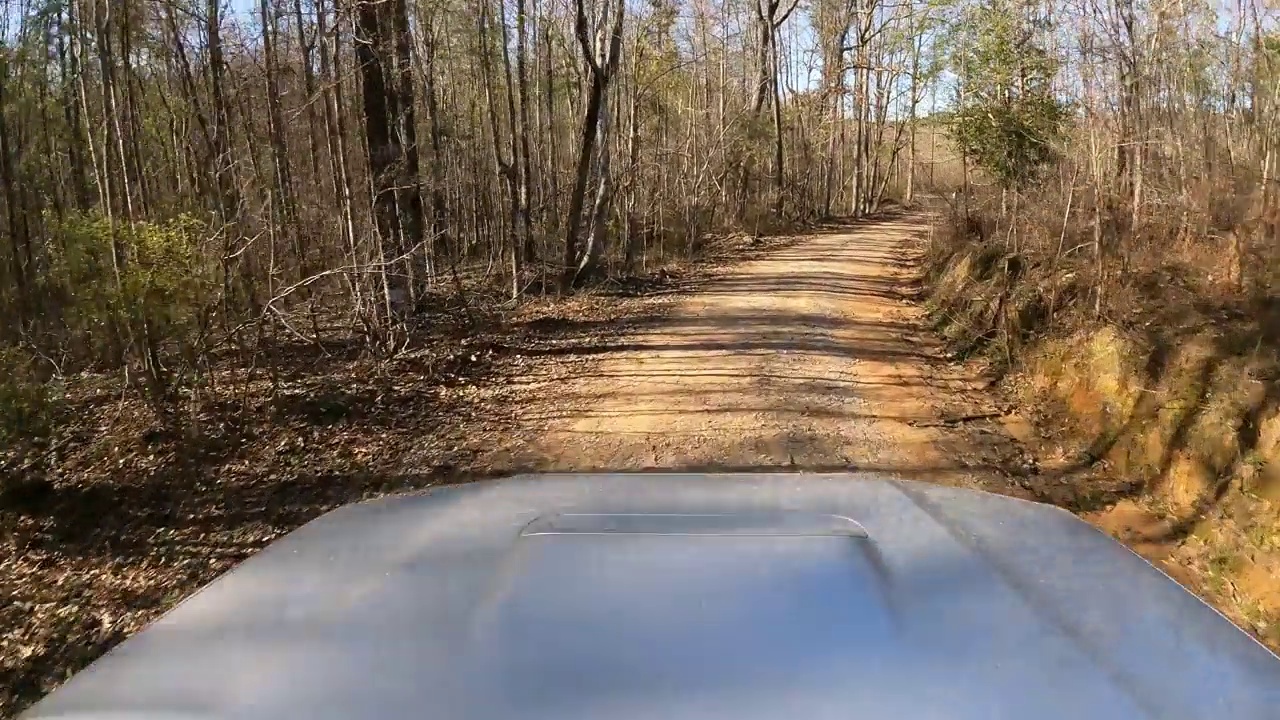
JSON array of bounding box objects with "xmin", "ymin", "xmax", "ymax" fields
[{"xmin": 22, "ymin": 473, "xmax": 1280, "ymax": 720}]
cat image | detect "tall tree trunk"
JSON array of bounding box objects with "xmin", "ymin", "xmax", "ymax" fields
[
  {"xmin": 355, "ymin": 0, "xmax": 424, "ymax": 320},
  {"xmin": 751, "ymin": 0, "xmax": 776, "ymax": 114},
  {"xmin": 293, "ymin": 0, "xmax": 324, "ymax": 180},
  {"xmin": 515, "ymin": 0, "xmax": 536, "ymax": 263},
  {"xmin": 770, "ymin": 31, "xmax": 785, "ymax": 217},
  {"xmin": 318, "ymin": 0, "xmax": 363, "ymax": 312},
  {"xmin": 561, "ymin": 0, "xmax": 624, "ymax": 293},
  {"xmin": 623, "ymin": 35, "xmax": 643, "ymax": 269},
  {"xmin": 116, "ymin": 6, "xmax": 151, "ymax": 217},
  {"xmin": 543, "ymin": 17, "xmax": 559, "ymax": 231},
  {"xmin": 479, "ymin": 0, "xmax": 522, "ymax": 298},
  {"xmin": 905, "ymin": 24, "xmax": 921, "ymax": 206},
  {"xmin": 390, "ymin": 0, "xmax": 425, "ymax": 292},
  {"xmin": 260, "ymin": 0, "xmax": 300, "ymax": 264},
  {"xmin": 417, "ymin": 12, "xmax": 451, "ymax": 268},
  {"xmin": 207, "ymin": 0, "xmax": 237, "ymax": 223},
  {"xmin": 497, "ymin": 0, "xmax": 531, "ymax": 290},
  {"xmin": 355, "ymin": 0, "xmax": 399, "ymax": 321},
  {"xmin": 0, "ymin": 46, "xmax": 31, "ymax": 324},
  {"xmin": 578, "ymin": 81, "xmax": 615, "ymax": 280},
  {"xmin": 94, "ymin": 0, "xmax": 133, "ymax": 222},
  {"xmin": 57, "ymin": 8, "xmax": 91, "ymax": 210}
]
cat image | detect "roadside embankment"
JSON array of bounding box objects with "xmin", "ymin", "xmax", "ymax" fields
[{"xmin": 924, "ymin": 213, "xmax": 1280, "ymax": 647}]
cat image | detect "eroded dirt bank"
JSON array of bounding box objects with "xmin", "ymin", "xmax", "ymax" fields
[{"xmin": 927, "ymin": 233, "xmax": 1280, "ymax": 649}]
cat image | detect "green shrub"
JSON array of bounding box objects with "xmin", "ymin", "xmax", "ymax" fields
[
  {"xmin": 947, "ymin": 4, "xmax": 1069, "ymax": 190},
  {"xmin": 41, "ymin": 212, "xmax": 221, "ymax": 417},
  {"xmin": 47, "ymin": 212, "xmax": 217, "ymax": 348}
]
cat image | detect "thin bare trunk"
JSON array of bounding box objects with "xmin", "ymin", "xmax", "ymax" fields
[{"xmin": 561, "ymin": 0, "xmax": 624, "ymax": 293}]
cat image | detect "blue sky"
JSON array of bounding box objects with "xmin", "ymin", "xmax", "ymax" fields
[{"xmin": 228, "ymin": 0, "xmax": 256, "ymax": 19}]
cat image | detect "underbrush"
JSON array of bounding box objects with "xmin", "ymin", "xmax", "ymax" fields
[{"xmin": 924, "ymin": 188, "xmax": 1280, "ymax": 645}]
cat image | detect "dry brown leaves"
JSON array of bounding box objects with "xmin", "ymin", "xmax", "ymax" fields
[{"xmin": 0, "ymin": 340, "xmax": 508, "ymax": 715}]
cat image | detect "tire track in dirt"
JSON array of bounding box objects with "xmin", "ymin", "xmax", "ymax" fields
[{"xmin": 492, "ymin": 212, "xmax": 1028, "ymax": 491}]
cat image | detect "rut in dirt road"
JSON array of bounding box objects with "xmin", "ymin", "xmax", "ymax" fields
[{"xmin": 498, "ymin": 212, "xmax": 1027, "ymax": 490}]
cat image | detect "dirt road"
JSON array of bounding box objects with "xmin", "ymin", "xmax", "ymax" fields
[{"xmin": 491, "ymin": 212, "xmax": 1027, "ymax": 488}]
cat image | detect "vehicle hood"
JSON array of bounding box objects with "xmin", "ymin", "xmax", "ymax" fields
[{"xmin": 22, "ymin": 473, "xmax": 1280, "ymax": 720}]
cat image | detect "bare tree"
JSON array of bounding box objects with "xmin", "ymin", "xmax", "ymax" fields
[{"xmin": 562, "ymin": 0, "xmax": 624, "ymax": 291}]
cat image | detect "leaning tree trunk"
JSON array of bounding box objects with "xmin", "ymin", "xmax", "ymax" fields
[
  {"xmin": 577, "ymin": 82, "xmax": 616, "ymax": 281},
  {"xmin": 561, "ymin": 0, "xmax": 624, "ymax": 293}
]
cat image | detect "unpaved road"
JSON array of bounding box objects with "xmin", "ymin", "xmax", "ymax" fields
[{"xmin": 492, "ymin": 212, "xmax": 1027, "ymax": 488}]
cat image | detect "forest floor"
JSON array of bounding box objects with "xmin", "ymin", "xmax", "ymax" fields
[{"xmin": 3, "ymin": 210, "xmax": 1041, "ymax": 717}]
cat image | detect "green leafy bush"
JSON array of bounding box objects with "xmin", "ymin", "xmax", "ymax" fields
[
  {"xmin": 947, "ymin": 4, "xmax": 1069, "ymax": 189},
  {"xmin": 39, "ymin": 212, "xmax": 221, "ymax": 415},
  {"xmin": 48, "ymin": 212, "xmax": 215, "ymax": 335}
]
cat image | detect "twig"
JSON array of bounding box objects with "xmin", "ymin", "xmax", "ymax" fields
[
  {"xmin": 908, "ymin": 410, "xmax": 1007, "ymax": 427},
  {"xmin": 262, "ymin": 239, "xmax": 435, "ymax": 311},
  {"xmin": 267, "ymin": 305, "xmax": 320, "ymax": 346}
]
